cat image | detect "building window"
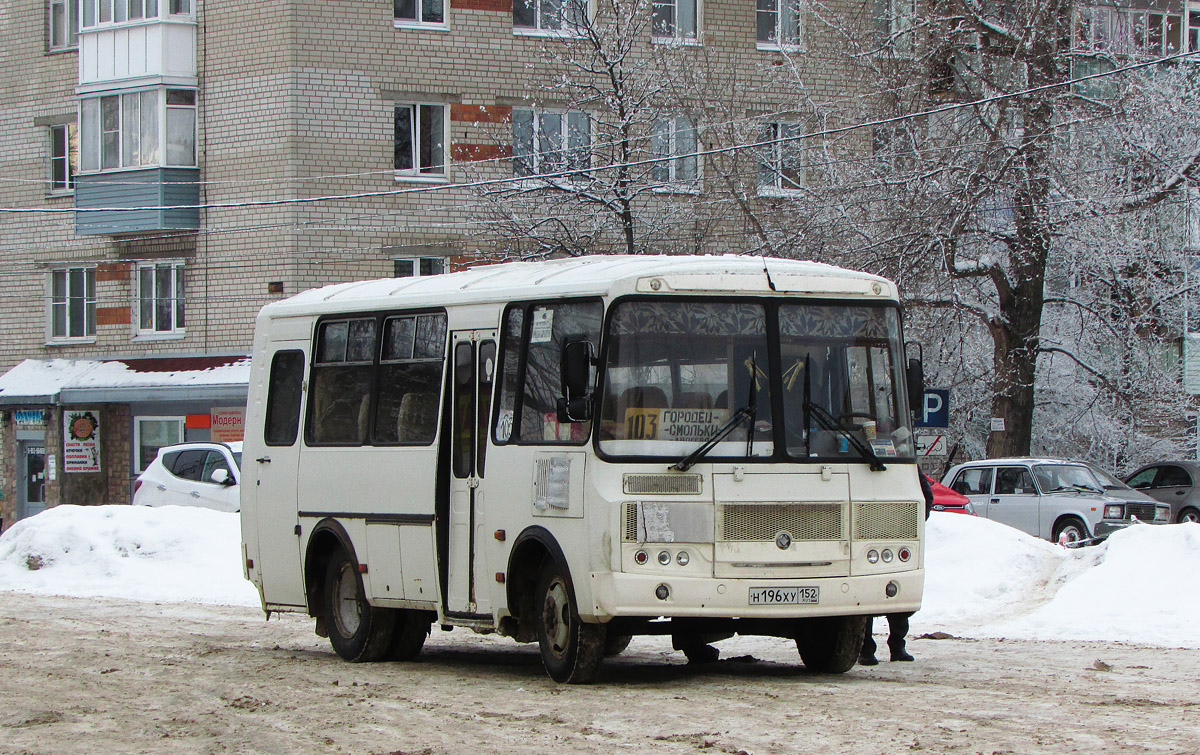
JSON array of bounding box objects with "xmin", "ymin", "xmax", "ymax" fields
[
  {"xmin": 885, "ymin": 0, "xmax": 916, "ymax": 54},
  {"xmin": 82, "ymin": 0, "xmax": 169, "ymax": 27},
  {"xmin": 49, "ymin": 124, "xmax": 77, "ymax": 192},
  {"xmin": 650, "ymin": 116, "xmax": 698, "ymax": 186},
  {"xmin": 758, "ymin": 122, "xmax": 803, "ymax": 192},
  {"xmin": 137, "ymin": 262, "xmax": 185, "ymax": 335},
  {"xmin": 49, "ymin": 267, "xmax": 97, "ymax": 341},
  {"xmin": 79, "ymin": 88, "xmax": 196, "ymax": 172},
  {"xmin": 135, "ymin": 416, "xmax": 183, "ymax": 472},
  {"xmin": 757, "ymin": 0, "xmax": 801, "ymax": 49},
  {"xmin": 49, "ymin": 0, "xmax": 79, "ymax": 50},
  {"xmin": 394, "ymin": 257, "xmax": 446, "ymax": 277},
  {"xmin": 394, "ymin": 104, "xmax": 447, "ymax": 179},
  {"xmin": 514, "ymin": 0, "xmax": 586, "ymax": 33},
  {"xmin": 1074, "ymin": 7, "xmax": 1185, "ymax": 55},
  {"xmin": 652, "ymin": 0, "xmax": 697, "ymax": 40},
  {"xmin": 395, "ymin": 0, "xmax": 444, "ymax": 25},
  {"xmin": 512, "ymin": 108, "xmax": 591, "ymax": 177}
]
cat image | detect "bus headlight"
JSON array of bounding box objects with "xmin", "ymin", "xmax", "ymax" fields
[
  {"xmin": 657, "ymin": 551, "xmax": 672, "ymax": 566},
  {"xmin": 881, "ymin": 549, "xmax": 894, "ymax": 563},
  {"xmin": 867, "ymin": 549, "xmax": 879, "ymax": 564},
  {"xmin": 676, "ymin": 551, "xmax": 690, "ymax": 566}
]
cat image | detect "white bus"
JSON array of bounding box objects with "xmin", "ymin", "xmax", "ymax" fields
[{"xmin": 240, "ymin": 255, "xmax": 926, "ymax": 683}]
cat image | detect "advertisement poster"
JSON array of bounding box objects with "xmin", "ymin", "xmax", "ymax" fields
[
  {"xmin": 63, "ymin": 410, "xmax": 101, "ymax": 473},
  {"xmin": 210, "ymin": 407, "xmax": 245, "ymax": 443}
]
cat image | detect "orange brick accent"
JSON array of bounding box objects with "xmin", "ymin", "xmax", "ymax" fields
[
  {"xmin": 450, "ymin": 0, "xmax": 510, "ymax": 11},
  {"xmin": 95, "ymin": 262, "xmax": 131, "ymax": 282},
  {"xmin": 96, "ymin": 306, "xmax": 130, "ymax": 326},
  {"xmin": 450, "ymin": 104, "xmax": 513, "ymax": 124},
  {"xmin": 452, "ymin": 143, "xmax": 512, "ymax": 162}
]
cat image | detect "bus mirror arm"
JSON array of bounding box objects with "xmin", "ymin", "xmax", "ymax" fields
[{"xmin": 558, "ymin": 339, "xmax": 595, "ymax": 423}]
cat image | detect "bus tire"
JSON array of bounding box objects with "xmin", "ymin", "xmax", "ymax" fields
[
  {"xmin": 323, "ymin": 547, "xmax": 395, "ymax": 663},
  {"xmin": 604, "ymin": 633, "xmax": 633, "ymax": 657},
  {"xmin": 795, "ymin": 615, "xmax": 867, "ymax": 673},
  {"xmin": 535, "ymin": 560, "xmax": 605, "ymax": 683},
  {"xmin": 387, "ymin": 609, "xmax": 431, "ymax": 662}
]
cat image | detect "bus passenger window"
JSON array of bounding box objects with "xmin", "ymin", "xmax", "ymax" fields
[
  {"xmin": 515, "ymin": 301, "xmax": 602, "ymax": 444},
  {"xmin": 265, "ymin": 350, "xmax": 304, "ymax": 446},
  {"xmin": 307, "ymin": 318, "xmax": 376, "ymax": 445},
  {"xmin": 493, "ymin": 308, "xmax": 524, "ymax": 443},
  {"xmin": 374, "ymin": 313, "xmax": 446, "ymax": 445}
]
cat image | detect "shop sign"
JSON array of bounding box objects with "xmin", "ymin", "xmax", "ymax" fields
[
  {"xmin": 63, "ymin": 410, "xmax": 101, "ymax": 473},
  {"xmin": 13, "ymin": 410, "xmax": 46, "ymax": 428},
  {"xmin": 210, "ymin": 407, "xmax": 245, "ymax": 442}
]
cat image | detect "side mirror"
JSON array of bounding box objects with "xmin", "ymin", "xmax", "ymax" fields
[
  {"xmin": 558, "ymin": 338, "xmax": 594, "ymax": 423},
  {"xmin": 210, "ymin": 468, "xmax": 233, "ymax": 486},
  {"xmin": 904, "ymin": 341, "xmax": 925, "ymax": 414}
]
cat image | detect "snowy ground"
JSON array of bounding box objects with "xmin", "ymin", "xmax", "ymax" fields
[{"xmin": 1, "ymin": 505, "xmax": 1198, "ymax": 647}]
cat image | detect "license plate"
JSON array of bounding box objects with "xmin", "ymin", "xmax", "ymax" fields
[{"xmin": 748, "ymin": 586, "xmax": 819, "ymax": 605}]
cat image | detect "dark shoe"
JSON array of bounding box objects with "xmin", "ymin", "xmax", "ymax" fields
[
  {"xmin": 859, "ymin": 654, "xmax": 878, "ymax": 666},
  {"xmin": 890, "ymin": 650, "xmax": 914, "ymax": 662}
]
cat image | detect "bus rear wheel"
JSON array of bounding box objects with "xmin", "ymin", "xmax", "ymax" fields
[
  {"xmin": 535, "ymin": 560, "xmax": 605, "ymax": 684},
  {"xmin": 387, "ymin": 609, "xmax": 431, "ymax": 661},
  {"xmin": 323, "ymin": 547, "xmax": 395, "ymax": 662},
  {"xmin": 795, "ymin": 615, "xmax": 868, "ymax": 673}
]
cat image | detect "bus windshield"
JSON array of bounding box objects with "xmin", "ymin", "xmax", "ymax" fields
[{"xmin": 597, "ymin": 299, "xmax": 914, "ymax": 462}]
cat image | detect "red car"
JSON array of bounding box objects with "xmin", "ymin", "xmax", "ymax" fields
[{"xmin": 926, "ymin": 474, "xmax": 976, "ymax": 515}]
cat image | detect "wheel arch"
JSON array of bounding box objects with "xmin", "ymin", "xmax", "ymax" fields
[
  {"xmin": 506, "ymin": 525, "xmax": 569, "ymax": 641},
  {"xmin": 303, "ymin": 518, "xmax": 360, "ymax": 617},
  {"xmin": 1050, "ymin": 512, "xmax": 1091, "ymax": 540}
]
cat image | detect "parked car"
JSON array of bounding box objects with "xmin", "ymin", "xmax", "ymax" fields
[
  {"xmin": 133, "ymin": 441, "xmax": 242, "ymax": 513},
  {"xmin": 1123, "ymin": 461, "xmax": 1200, "ymax": 524},
  {"xmin": 926, "ymin": 474, "xmax": 975, "ymax": 515},
  {"xmin": 942, "ymin": 458, "xmax": 1169, "ymax": 543}
]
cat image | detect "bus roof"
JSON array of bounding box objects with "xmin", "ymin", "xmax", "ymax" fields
[{"xmin": 263, "ymin": 255, "xmax": 898, "ymax": 318}]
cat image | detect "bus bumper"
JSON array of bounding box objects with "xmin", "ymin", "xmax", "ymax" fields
[{"xmin": 587, "ymin": 569, "xmax": 923, "ymax": 621}]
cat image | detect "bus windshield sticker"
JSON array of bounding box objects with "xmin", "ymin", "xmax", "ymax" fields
[
  {"xmin": 530, "ymin": 309, "xmax": 554, "ymax": 343},
  {"xmin": 869, "ymin": 439, "xmax": 898, "ymax": 457}
]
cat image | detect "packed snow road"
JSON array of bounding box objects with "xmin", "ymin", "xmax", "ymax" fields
[{"xmin": 1, "ymin": 595, "xmax": 1197, "ymax": 755}]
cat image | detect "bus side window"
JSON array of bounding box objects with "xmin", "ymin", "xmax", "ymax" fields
[
  {"xmin": 516, "ymin": 301, "xmax": 602, "ymax": 444},
  {"xmin": 375, "ymin": 313, "xmax": 446, "ymax": 445},
  {"xmin": 493, "ymin": 307, "xmax": 524, "ymax": 443},
  {"xmin": 264, "ymin": 350, "xmax": 305, "ymax": 446},
  {"xmin": 307, "ymin": 319, "xmax": 377, "ymax": 445}
]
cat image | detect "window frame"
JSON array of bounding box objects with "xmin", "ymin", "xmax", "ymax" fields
[
  {"xmin": 134, "ymin": 260, "xmax": 185, "ymax": 337},
  {"xmin": 49, "ymin": 123, "xmax": 77, "ymax": 194},
  {"xmin": 48, "ymin": 0, "xmax": 80, "ymax": 51},
  {"xmin": 757, "ymin": 121, "xmax": 804, "ymax": 195},
  {"xmin": 394, "ymin": 0, "xmax": 447, "ymax": 28},
  {"xmin": 47, "ymin": 266, "xmax": 97, "ymax": 343},
  {"xmin": 393, "ymin": 102, "xmax": 449, "ymax": 181},
  {"xmin": 512, "ymin": 107, "xmax": 592, "ymax": 179},
  {"xmin": 264, "ymin": 350, "xmax": 306, "ymax": 447},
  {"xmin": 756, "ymin": 0, "xmax": 802, "ymax": 51},
  {"xmin": 81, "ymin": 0, "xmax": 188, "ymax": 29},
  {"xmin": 134, "ymin": 416, "xmax": 184, "ymax": 473},
  {"xmin": 650, "ymin": 115, "xmax": 699, "ymax": 189},
  {"xmin": 651, "ymin": 0, "xmax": 699, "ymax": 43},
  {"xmin": 79, "ymin": 87, "xmax": 197, "ymax": 173},
  {"xmin": 513, "ymin": 0, "xmax": 588, "ymax": 37},
  {"xmin": 393, "ymin": 256, "xmax": 446, "ymax": 277}
]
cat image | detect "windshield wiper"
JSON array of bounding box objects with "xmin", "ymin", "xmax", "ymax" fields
[
  {"xmin": 803, "ymin": 399, "xmax": 886, "ymax": 472},
  {"xmin": 1047, "ymin": 484, "xmax": 1101, "ymax": 494},
  {"xmin": 672, "ymin": 354, "xmax": 759, "ymax": 472}
]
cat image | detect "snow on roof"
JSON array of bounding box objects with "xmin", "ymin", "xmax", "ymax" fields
[{"xmin": 0, "ymin": 356, "xmax": 251, "ymax": 404}]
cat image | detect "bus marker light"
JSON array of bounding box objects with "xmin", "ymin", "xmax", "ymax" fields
[
  {"xmin": 898, "ymin": 547, "xmax": 911, "ymax": 562},
  {"xmin": 634, "ymin": 550, "xmax": 648, "ymax": 565},
  {"xmin": 494, "ymin": 530, "xmax": 506, "ymax": 541},
  {"xmin": 358, "ymin": 564, "xmax": 369, "ymax": 574},
  {"xmin": 495, "ymin": 572, "xmax": 505, "ymax": 583}
]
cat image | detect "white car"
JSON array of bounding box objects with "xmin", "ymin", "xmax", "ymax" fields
[{"xmin": 133, "ymin": 441, "xmax": 242, "ymax": 513}]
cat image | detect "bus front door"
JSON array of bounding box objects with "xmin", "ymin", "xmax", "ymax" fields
[{"xmin": 446, "ymin": 331, "xmax": 497, "ymax": 617}]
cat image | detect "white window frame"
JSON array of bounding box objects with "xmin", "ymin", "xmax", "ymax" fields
[
  {"xmin": 393, "ymin": 257, "xmax": 447, "ymax": 277},
  {"xmin": 394, "ymin": 0, "xmax": 447, "ymax": 28},
  {"xmin": 394, "ymin": 103, "xmax": 448, "ymax": 181},
  {"xmin": 886, "ymin": 0, "xmax": 917, "ymax": 55},
  {"xmin": 81, "ymin": 0, "xmax": 191, "ymax": 28},
  {"xmin": 49, "ymin": 123, "xmax": 77, "ymax": 193},
  {"xmin": 756, "ymin": 0, "xmax": 802, "ymax": 50},
  {"xmin": 1074, "ymin": 7, "xmax": 1184, "ymax": 55},
  {"xmin": 652, "ymin": 0, "xmax": 699, "ymax": 42},
  {"xmin": 135, "ymin": 261, "xmax": 185, "ymax": 337},
  {"xmin": 49, "ymin": 0, "xmax": 79, "ymax": 50},
  {"xmin": 757, "ymin": 122, "xmax": 804, "ymax": 195},
  {"xmin": 133, "ymin": 416, "xmax": 184, "ymax": 473},
  {"xmin": 650, "ymin": 116, "xmax": 699, "ymax": 188},
  {"xmin": 512, "ymin": 108, "xmax": 591, "ymax": 179},
  {"xmin": 513, "ymin": 0, "xmax": 588, "ymax": 36},
  {"xmin": 79, "ymin": 88, "xmax": 197, "ymax": 173},
  {"xmin": 47, "ymin": 266, "xmax": 97, "ymax": 343}
]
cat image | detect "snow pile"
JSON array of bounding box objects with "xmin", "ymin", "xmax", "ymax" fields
[
  {"xmin": 0, "ymin": 505, "xmax": 258, "ymax": 606},
  {"xmin": 1, "ymin": 505, "xmax": 1198, "ymax": 647}
]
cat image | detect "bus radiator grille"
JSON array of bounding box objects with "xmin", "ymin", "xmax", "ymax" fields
[
  {"xmin": 853, "ymin": 502, "xmax": 919, "ymax": 540},
  {"xmin": 718, "ymin": 503, "xmax": 843, "ymax": 542}
]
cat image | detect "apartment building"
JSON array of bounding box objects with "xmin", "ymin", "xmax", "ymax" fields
[{"xmin": 0, "ymin": 0, "xmax": 881, "ymax": 527}]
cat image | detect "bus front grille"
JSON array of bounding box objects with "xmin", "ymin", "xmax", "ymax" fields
[
  {"xmin": 718, "ymin": 503, "xmax": 844, "ymax": 542},
  {"xmin": 853, "ymin": 502, "xmax": 920, "ymax": 540}
]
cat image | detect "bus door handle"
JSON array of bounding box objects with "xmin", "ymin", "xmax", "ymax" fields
[
  {"xmin": 256, "ymin": 456, "xmax": 271, "ymax": 464},
  {"xmin": 990, "ymin": 497, "xmax": 1000, "ymax": 503}
]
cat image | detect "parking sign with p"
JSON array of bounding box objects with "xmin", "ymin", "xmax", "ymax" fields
[{"xmin": 914, "ymin": 389, "xmax": 949, "ymax": 428}]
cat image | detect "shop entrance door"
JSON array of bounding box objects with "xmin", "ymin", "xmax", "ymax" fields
[{"xmin": 18, "ymin": 442, "xmax": 46, "ymax": 520}]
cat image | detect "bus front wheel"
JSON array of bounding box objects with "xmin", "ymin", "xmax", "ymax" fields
[
  {"xmin": 323, "ymin": 547, "xmax": 395, "ymax": 662},
  {"xmin": 795, "ymin": 615, "xmax": 868, "ymax": 673},
  {"xmin": 535, "ymin": 560, "xmax": 605, "ymax": 683}
]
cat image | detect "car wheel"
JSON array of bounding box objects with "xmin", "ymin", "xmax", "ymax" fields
[
  {"xmin": 1052, "ymin": 516, "xmax": 1088, "ymax": 544},
  {"xmin": 1179, "ymin": 507, "xmax": 1200, "ymax": 524},
  {"xmin": 323, "ymin": 547, "xmax": 395, "ymax": 662},
  {"xmin": 795, "ymin": 615, "xmax": 868, "ymax": 673},
  {"xmin": 535, "ymin": 559, "xmax": 605, "ymax": 684}
]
